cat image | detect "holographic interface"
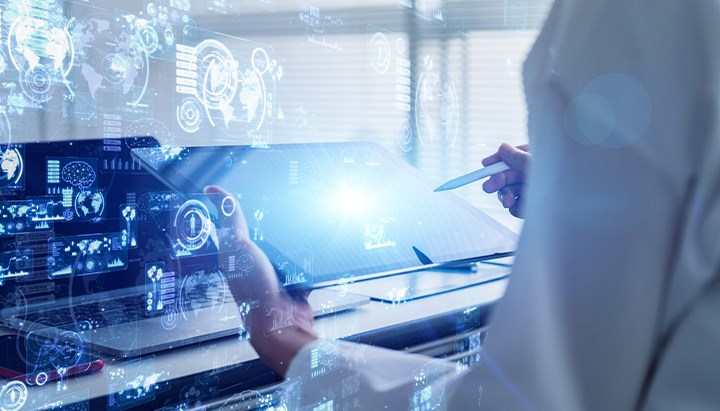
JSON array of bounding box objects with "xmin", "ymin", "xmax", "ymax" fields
[{"xmin": 0, "ymin": 0, "xmax": 526, "ymax": 408}]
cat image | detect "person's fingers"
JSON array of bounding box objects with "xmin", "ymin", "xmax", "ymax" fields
[
  {"xmin": 499, "ymin": 184, "xmax": 523, "ymax": 208},
  {"xmin": 505, "ymin": 183, "xmax": 523, "ymax": 199},
  {"xmin": 204, "ymin": 185, "xmax": 249, "ymax": 240},
  {"xmin": 482, "ymin": 169, "xmax": 523, "ymax": 193},
  {"xmin": 483, "ymin": 173, "xmax": 503, "ymax": 193},
  {"xmin": 483, "ymin": 172, "xmax": 503, "ymax": 193},
  {"xmin": 499, "ymin": 187, "xmax": 515, "ymax": 209},
  {"xmin": 499, "ymin": 183, "xmax": 524, "ymax": 218},
  {"xmin": 498, "ymin": 143, "xmax": 531, "ymax": 172},
  {"xmin": 482, "ymin": 143, "xmax": 529, "ymax": 167},
  {"xmin": 509, "ymin": 197, "xmax": 524, "ymax": 218},
  {"xmin": 498, "ymin": 187, "xmax": 518, "ymax": 209},
  {"xmin": 288, "ymin": 287, "xmax": 313, "ymax": 301},
  {"xmin": 290, "ymin": 289, "xmax": 314, "ymax": 320},
  {"xmin": 204, "ymin": 185, "xmax": 281, "ymax": 297},
  {"xmin": 481, "ymin": 152, "xmax": 502, "ymax": 167},
  {"xmin": 201, "ymin": 192, "xmax": 316, "ymax": 374}
]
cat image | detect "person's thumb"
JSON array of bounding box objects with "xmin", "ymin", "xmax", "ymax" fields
[
  {"xmin": 204, "ymin": 185, "xmax": 249, "ymax": 240},
  {"xmin": 203, "ymin": 185, "xmax": 230, "ymax": 209},
  {"xmin": 498, "ymin": 143, "xmax": 530, "ymax": 172}
]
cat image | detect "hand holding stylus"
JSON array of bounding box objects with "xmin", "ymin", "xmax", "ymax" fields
[
  {"xmin": 481, "ymin": 143, "xmax": 530, "ymax": 218},
  {"xmin": 434, "ymin": 161, "xmax": 511, "ymax": 192}
]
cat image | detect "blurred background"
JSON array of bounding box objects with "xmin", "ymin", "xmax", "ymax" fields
[{"xmin": 4, "ymin": 0, "xmax": 552, "ymax": 231}]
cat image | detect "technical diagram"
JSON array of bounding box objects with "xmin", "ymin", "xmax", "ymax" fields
[
  {"xmin": 47, "ymin": 158, "xmax": 99, "ymax": 200},
  {"xmin": 309, "ymin": 340, "xmax": 339, "ymax": 378},
  {"xmin": 0, "ymin": 199, "xmax": 62, "ymax": 236},
  {"xmin": 47, "ymin": 233, "xmax": 129, "ymax": 277},
  {"xmin": 120, "ymin": 204, "xmax": 138, "ymax": 249},
  {"xmin": 363, "ymin": 217, "xmax": 396, "ymax": 251},
  {"xmin": 173, "ymin": 199, "xmax": 211, "ymax": 255},
  {"xmin": 399, "ymin": 0, "xmax": 447, "ymax": 26},
  {"xmin": 0, "ymin": 250, "xmax": 32, "ymax": 284},
  {"xmin": 145, "ymin": 263, "xmax": 176, "ymax": 315},
  {"xmin": 411, "ymin": 361, "xmax": 448, "ymax": 411},
  {"xmin": 107, "ymin": 359, "xmax": 170, "ymax": 410},
  {"xmin": 174, "ymin": 31, "xmax": 283, "ymax": 144},
  {"xmin": 299, "ymin": 1, "xmax": 347, "ymax": 51},
  {"xmin": 62, "ymin": 161, "xmax": 97, "ymax": 189}
]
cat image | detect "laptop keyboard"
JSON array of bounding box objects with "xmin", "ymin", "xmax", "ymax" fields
[
  {"xmin": 22, "ymin": 295, "xmax": 147, "ymax": 330},
  {"xmin": 21, "ymin": 293, "xmax": 224, "ymax": 330}
]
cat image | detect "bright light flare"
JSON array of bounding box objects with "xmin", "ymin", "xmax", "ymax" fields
[{"xmin": 331, "ymin": 187, "xmax": 373, "ymax": 215}]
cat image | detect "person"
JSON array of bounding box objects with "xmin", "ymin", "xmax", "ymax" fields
[{"xmin": 206, "ymin": 0, "xmax": 720, "ymax": 408}]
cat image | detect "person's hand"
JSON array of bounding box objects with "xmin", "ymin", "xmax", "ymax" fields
[
  {"xmin": 481, "ymin": 143, "xmax": 530, "ymax": 218},
  {"xmin": 204, "ymin": 185, "xmax": 317, "ymax": 376}
]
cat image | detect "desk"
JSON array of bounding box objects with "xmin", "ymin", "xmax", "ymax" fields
[{"xmin": 4, "ymin": 271, "xmax": 509, "ymax": 410}]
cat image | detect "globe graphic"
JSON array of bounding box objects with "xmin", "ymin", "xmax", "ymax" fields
[
  {"xmin": 415, "ymin": 70, "xmax": 458, "ymax": 147},
  {"xmin": 6, "ymin": 1, "xmax": 73, "ymax": 103},
  {"xmin": 0, "ymin": 147, "xmax": 22, "ymax": 189},
  {"xmin": 75, "ymin": 190, "xmax": 104, "ymax": 220},
  {"xmin": 238, "ymin": 69, "xmax": 263, "ymax": 124},
  {"xmin": 211, "ymin": 67, "xmax": 266, "ymax": 136},
  {"xmin": 180, "ymin": 271, "xmax": 226, "ymax": 319},
  {"xmin": 71, "ymin": 16, "xmax": 149, "ymax": 109}
]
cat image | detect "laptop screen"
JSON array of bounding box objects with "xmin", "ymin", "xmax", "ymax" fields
[
  {"xmin": 132, "ymin": 142, "xmax": 517, "ymax": 287},
  {"xmin": 0, "ymin": 138, "xmax": 171, "ymax": 309}
]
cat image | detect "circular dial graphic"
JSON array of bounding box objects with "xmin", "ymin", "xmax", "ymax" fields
[
  {"xmin": 196, "ymin": 39, "xmax": 238, "ymax": 110},
  {"xmin": 174, "ymin": 200, "xmax": 211, "ymax": 251},
  {"xmin": 221, "ymin": 195, "xmax": 236, "ymax": 216},
  {"xmin": 177, "ymin": 97, "xmax": 202, "ymax": 133},
  {"xmin": 0, "ymin": 381, "xmax": 27, "ymax": 411},
  {"xmin": 370, "ymin": 32, "xmax": 391, "ymax": 74}
]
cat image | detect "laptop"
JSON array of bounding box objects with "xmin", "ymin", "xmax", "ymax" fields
[
  {"xmin": 132, "ymin": 142, "xmax": 518, "ymax": 288},
  {"xmin": 0, "ymin": 138, "xmax": 367, "ymax": 360}
]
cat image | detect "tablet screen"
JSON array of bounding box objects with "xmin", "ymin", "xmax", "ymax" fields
[{"xmin": 132, "ymin": 142, "xmax": 517, "ymax": 287}]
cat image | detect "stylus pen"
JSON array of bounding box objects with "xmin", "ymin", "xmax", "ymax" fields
[{"xmin": 434, "ymin": 161, "xmax": 510, "ymax": 192}]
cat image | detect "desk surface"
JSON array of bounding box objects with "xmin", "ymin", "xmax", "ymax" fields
[{"xmin": 4, "ymin": 267, "xmax": 510, "ymax": 410}]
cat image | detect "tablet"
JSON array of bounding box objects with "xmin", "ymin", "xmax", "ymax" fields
[{"xmin": 132, "ymin": 142, "xmax": 517, "ymax": 288}]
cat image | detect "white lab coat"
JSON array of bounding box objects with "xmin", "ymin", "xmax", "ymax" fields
[{"xmin": 286, "ymin": 0, "xmax": 720, "ymax": 409}]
